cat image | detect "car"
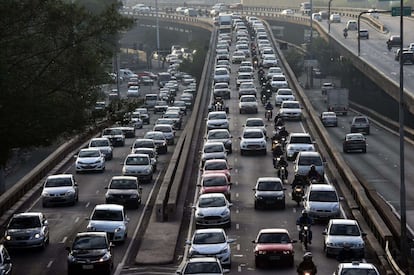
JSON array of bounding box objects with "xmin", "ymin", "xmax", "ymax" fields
[
  {"xmin": 193, "ymin": 193, "xmax": 232, "ymax": 228},
  {"xmin": 293, "ymin": 151, "xmax": 324, "ymax": 177},
  {"xmin": 395, "ymin": 48, "xmax": 414, "ymax": 64},
  {"xmin": 253, "ymin": 177, "xmax": 286, "ymax": 209},
  {"xmin": 303, "ymin": 184, "xmax": 341, "ymax": 221},
  {"xmin": 236, "ymin": 72, "xmax": 254, "ymax": 88},
  {"xmin": 312, "ymin": 68, "xmax": 325, "ymax": 79},
  {"xmin": 0, "ymin": 245, "xmax": 12, "ymax": 275},
  {"xmin": 346, "ymin": 20, "xmax": 358, "ymax": 31},
  {"xmin": 187, "ymin": 228, "xmax": 234, "ymax": 268},
  {"xmin": 231, "ymin": 50, "xmax": 246, "ymax": 63},
  {"xmin": 320, "ymin": 111, "xmax": 338, "ymax": 127},
  {"xmin": 206, "ymin": 111, "xmax": 230, "ymax": 131},
  {"xmin": 243, "ymin": 117, "xmax": 267, "ymax": 136},
  {"xmin": 238, "ymin": 65, "xmax": 254, "ymax": 77},
  {"xmin": 387, "ymin": 35, "xmax": 401, "ymax": 48},
  {"xmin": 139, "ymin": 75, "xmax": 154, "ymax": 85},
  {"xmin": 142, "ymin": 132, "xmax": 168, "ymax": 154},
  {"xmin": 235, "ymin": 43, "xmax": 250, "ymax": 57},
  {"xmin": 270, "ymin": 74, "xmax": 288, "ymax": 91},
  {"xmin": 153, "ymin": 100, "xmax": 169, "ymax": 114},
  {"xmin": 334, "ymin": 261, "xmax": 380, "ymax": 275},
  {"xmin": 350, "ymin": 116, "xmax": 370, "ymax": 135},
  {"xmin": 135, "ymin": 108, "xmax": 150, "ymax": 124},
  {"xmin": 122, "ymin": 153, "xmax": 153, "ymax": 183},
  {"xmin": 129, "ymin": 111, "xmax": 144, "ymax": 129},
  {"xmin": 105, "ymin": 176, "xmax": 142, "ymax": 208},
  {"xmin": 112, "ymin": 126, "xmax": 135, "ymax": 138},
  {"xmin": 358, "ymin": 29, "xmax": 369, "ymax": 39},
  {"xmin": 198, "ymin": 173, "xmax": 232, "ymax": 200},
  {"xmin": 262, "ymin": 55, "xmax": 278, "ymax": 68},
  {"xmin": 252, "ymin": 228, "xmax": 295, "ymax": 268},
  {"xmin": 201, "ymin": 141, "xmax": 227, "ymax": 164},
  {"xmin": 126, "ymin": 85, "xmax": 140, "ymax": 97},
  {"xmin": 239, "ymin": 128, "xmax": 267, "ymax": 155},
  {"xmin": 274, "ymin": 88, "xmax": 295, "ymax": 106},
  {"xmin": 206, "ymin": 129, "xmax": 233, "ymax": 153},
  {"xmin": 132, "ymin": 147, "xmax": 158, "ymax": 171},
  {"xmin": 266, "ymin": 66, "xmax": 283, "ymax": 80},
  {"xmin": 285, "ymin": 133, "xmax": 315, "ymax": 161},
  {"xmin": 239, "ymin": 95, "xmax": 258, "ymax": 114},
  {"xmin": 75, "ymin": 148, "xmax": 106, "ymax": 173},
  {"xmin": 343, "ymin": 133, "xmax": 367, "ymax": 153},
  {"xmin": 4, "ymin": 212, "xmax": 49, "ymax": 249},
  {"xmin": 323, "ymin": 219, "xmax": 366, "ymax": 258},
  {"xmin": 162, "ymin": 112, "xmax": 182, "ymax": 129},
  {"xmin": 312, "ymin": 12, "xmax": 322, "ymax": 21},
  {"xmin": 330, "ymin": 13, "xmax": 341, "ymax": 23},
  {"xmin": 278, "ymin": 100, "xmax": 302, "ymax": 121},
  {"xmin": 153, "ymin": 124, "xmax": 175, "ymax": 145},
  {"xmin": 41, "ymin": 174, "xmax": 78, "ymax": 207},
  {"xmin": 156, "ymin": 117, "xmax": 181, "ymax": 131},
  {"xmin": 87, "ymin": 204, "xmax": 129, "ymax": 242},
  {"xmin": 201, "ymin": 159, "xmax": 232, "ymax": 182},
  {"xmin": 238, "ymin": 87, "xmax": 257, "ymax": 98},
  {"xmin": 88, "ymin": 137, "xmax": 113, "ymax": 160},
  {"xmin": 281, "ymin": 9, "xmax": 294, "ymax": 15},
  {"xmin": 180, "ymin": 93, "xmax": 194, "ymax": 109},
  {"xmin": 131, "ymin": 138, "xmax": 156, "ymax": 151},
  {"xmin": 176, "ymin": 257, "xmax": 229, "ymax": 275},
  {"xmin": 367, "ymin": 9, "xmax": 379, "ymax": 19},
  {"xmin": 66, "ymin": 232, "xmax": 113, "ymax": 275},
  {"xmin": 321, "ymin": 82, "xmax": 334, "ymax": 95},
  {"xmin": 102, "ymin": 128, "xmax": 125, "ymax": 147}
]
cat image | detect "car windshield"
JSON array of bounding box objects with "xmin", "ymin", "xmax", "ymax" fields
[
  {"xmin": 240, "ymin": 83, "xmax": 255, "ymax": 89},
  {"xmin": 241, "ymin": 97, "xmax": 256, "ymax": 102},
  {"xmin": 9, "ymin": 216, "xmax": 41, "ymax": 229},
  {"xmin": 347, "ymin": 135, "xmax": 364, "ymax": 141},
  {"xmin": 134, "ymin": 140, "xmax": 154, "ymax": 148},
  {"xmin": 202, "ymin": 176, "xmax": 227, "ymax": 186},
  {"xmin": 79, "ymin": 150, "xmax": 100, "ymax": 158},
  {"xmin": 125, "ymin": 156, "xmax": 149, "ymax": 165},
  {"xmin": 340, "ymin": 268, "xmax": 377, "ymax": 275},
  {"xmin": 257, "ymin": 181, "xmax": 282, "ymax": 191},
  {"xmin": 205, "ymin": 162, "xmax": 227, "ymax": 170},
  {"xmin": 145, "ymin": 133, "xmax": 164, "ymax": 140},
  {"xmin": 110, "ymin": 179, "xmax": 137, "ymax": 189},
  {"xmin": 246, "ymin": 120, "xmax": 263, "ymax": 127},
  {"xmin": 354, "ymin": 117, "xmax": 367, "ymax": 123},
  {"xmin": 309, "ymin": 190, "xmax": 338, "ymax": 202},
  {"xmin": 278, "ymin": 90, "xmax": 292, "ymax": 95},
  {"xmin": 283, "ymin": 102, "xmax": 300, "ymax": 109},
  {"xmin": 298, "ymin": 157, "xmax": 322, "ymax": 166},
  {"xmin": 329, "ymin": 224, "xmax": 360, "ymax": 236},
  {"xmin": 208, "ymin": 131, "xmax": 229, "ymax": 139},
  {"xmin": 72, "ymin": 235, "xmax": 107, "ymax": 250},
  {"xmin": 91, "ymin": 209, "xmax": 123, "ymax": 221},
  {"xmin": 45, "ymin": 177, "xmax": 72, "ymax": 187},
  {"xmin": 204, "ymin": 145, "xmax": 224, "ymax": 153},
  {"xmin": 193, "ymin": 232, "xmax": 225, "ymax": 244},
  {"xmin": 183, "ymin": 262, "xmax": 221, "ymax": 274},
  {"xmin": 103, "ymin": 129, "xmax": 122, "ymax": 135},
  {"xmin": 243, "ymin": 131, "xmax": 263, "ymax": 139},
  {"xmin": 90, "ymin": 140, "xmax": 109, "ymax": 147},
  {"xmin": 257, "ymin": 233, "xmax": 290, "ymax": 243},
  {"xmin": 290, "ymin": 137, "xmax": 312, "ymax": 144},
  {"xmin": 209, "ymin": 113, "xmax": 226, "ymax": 120},
  {"xmin": 199, "ymin": 197, "xmax": 226, "ymax": 207}
]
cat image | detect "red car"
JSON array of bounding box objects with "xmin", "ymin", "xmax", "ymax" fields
[
  {"xmin": 253, "ymin": 228, "xmax": 296, "ymax": 268},
  {"xmin": 137, "ymin": 71, "xmax": 157, "ymax": 80},
  {"xmin": 198, "ymin": 173, "xmax": 231, "ymax": 201},
  {"xmin": 201, "ymin": 159, "xmax": 232, "ymax": 182}
]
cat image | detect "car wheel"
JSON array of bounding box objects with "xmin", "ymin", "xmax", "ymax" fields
[
  {"xmin": 240, "ymin": 150, "xmax": 244, "ymax": 156},
  {"xmin": 362, "ymin": 148, "xmax": 367, "ymax": 153},
  {"xmin": 42, "ymin": 201, "xmax": 48, "ymax": 208},
  {"xmin": 255, "ymin": 257, "xmax": 261, "ymax": 268},
  {"xmin": 228, "ymin": 147, "xmax": 232, "ymax": 154},
  {"xmin": 254, "ymin": 201, "xmax": 258, "ymax": 209}
]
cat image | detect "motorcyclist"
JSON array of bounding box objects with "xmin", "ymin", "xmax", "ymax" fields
[
  {"xmin": 272, "ymin": 144, "xmax": 284, "ymax": 167},
  {"xmin": 252, "ymin": 55, "xmax": 259, "ymax": 69},
  {"xmin": 265, "ymin": 101, "xmax": 273, "ymax": 119},
  {"xmin": 343, "ymin": 28, "xmax": 348, "ymax": 39},
  {"xmin": 291, "ymin": 174, "xmax": 307, "ymax": 201},
  {"xmin": 277, "ymin": 126, "xmax": 289, "ymax": 139},
  {"xmin": 296, "ymin": 210, "xmax": 313, "ymax": 243},
  {"xmin": 307, "ymin": 164, "xmax": 322, "ymax": 182},
  {"xmin": 274, "ymin": 115, "xmax": 285, "ymax": 127},
  {"xmin": 258, "ymin": 66, "xmax": 265, "ymax": 78},
  {"xmin": 297, "ymin": 252, "xmax": 317, "ymax": 275},
  {"xmin": 275, "ymin": 156, "xmax": 289, "ymax": 179},
  {"xmin": 337, "ymin": 242, "xmax": 356, "ymax": 262}
]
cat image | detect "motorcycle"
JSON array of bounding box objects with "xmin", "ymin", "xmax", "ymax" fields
[
  {"xmin": 343, "ymin": 30, "xmax": 348, "ymax": 39},
  {"xmin": 261, "ymin": 94, "xmax": 267, "ymax": 105},
  {"xmin": 292, "ymin": 185, "xmax": 304, "ymax": 206},
  {"xmin": 299, "ymin": 225, "xmax": 311, "ymax": 250},
  {"xmin": 301, "ymin": 270, "xmax": 313, "ymax": 275},
  {"xmin": 265, "ymin": 109, "xmax": 272, "ymax": 121}
]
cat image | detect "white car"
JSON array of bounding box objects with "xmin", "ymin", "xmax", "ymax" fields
[
  {"xmin": 187, "ymin": 228, "xmax": 234, "ymax": 268},
  {"xmin": 207, "ymin": 111, "xmax": 229, "ymax": 131},
  {"xmin": 126, "ymin": 85, "xmax": 140, "ymax": 97},
  {"xmin": 239, "ymin": 95, "xmax": 258, "ymax": 114},
  {"xmin": 201, "ymin": 141, "xmax": 227, "ymax": 164},
  {"xmin": 176, "ymin": 257, "xmax": 229, "ymax": 275},
  {"xmin": 231, "ymin": 50, "xmax": 246, "ymax": 63},
  {"xmin": 88, "ymin": 137, "xmax": 113, "ymax": 160},
  {"xmin": 122, "ymin": 153, "xmax": 153, "ymax": 183},
  {"xmin": 214, "ymin": 68, "xmax": 230, "ymax": 84},
  {"xmin": 303, "ymin": 184, "xmax": 341, "ymax": 221},
  {"xmin": 239, "ymin": 128, "xmax": 267, "ymax": 155},
  {"xmin": 323, "ymin": 219, "xmax": 366, "ymax": 258},
  {"xmin": 193, "ymin": 193, "xmax": 232, "ymax": 228},
  {"xmin": 278, "ymin": 100, "xmax": 302, "ymax": 121},
  {"xmin": 320, "ymin": 111, "xmax": 338, "ymax": 127},
  {"xmin": 266, "ymin": 66, "xmax": 283, "ymax": 80},
  {"xmin": 270, "ymin": 74, "xmax": 288, "ymax": 91},
  {"xmin": 87, "ymin": 204, "xmax": 129, "ymax": 242},
  {"xmin": 153, "ymin": 124, "xmax": 175, "ymax": 145},
  {"xmin": 262, "ymin": 55, "xmax": 278, "ymax": 68},
  {"xmin": 75, "ymin": 148, "xmax": 106, "ymax": 173},
  {"xmin": 41, "ymin": 174, "xmax": 78, "ymax": 207},
  {"xmin": 243, "ymin": 118, "xmax": 267, "ymax": 136},
  {"xmin": 334, "ymin": 262, "xmax": 379, "ymax": 275},
  {"xmin": 129, "ymin": 111, "xmax": 143, "ymax": 129},
  {"xmin": 236, "ymin": 72, "xmax": 254, "ymax": 88},
  {"xmin": 281, "ymin": 9, "xmax": 294, "ymax": 15},
  {"xmin": 285, "ymin": 133, "xmax": 315, "ymax": 160},
  {"xmin": 274, "ymin": 88, "xmax": 295, "ymax": 106},
  {"xmin": 293, "ymin": 151, "xmax": 324, "ymax": 177}
]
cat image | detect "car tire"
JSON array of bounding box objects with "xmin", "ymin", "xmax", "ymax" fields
[
  {"xmin": 255, "ymin": 257, "xmax": 262, "ymax": 268},
  {"xmin": 362, "ymin": 148, "xmax": 367, "ymax": 153},
  {"xmin": 254, "ymin": 201, "xmax": 258, "ymax": 209},
  {"xmin": 228, "ymin": 147, "xmax": 232, "ymax": 154},
  {"xmin": 42, "ymin": 201, "xmax": 48, "ymax": 208},
  {"xmin": 240, "ymin": 150, "xmax": 244, "ymax": 156}
]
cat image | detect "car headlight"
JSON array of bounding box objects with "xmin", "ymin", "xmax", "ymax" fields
[
  {"xmin": 115, "ymin": 226, "xmax": 124, "ymax": 233},
  {"xmin": 66, "ymin": 190, "xmax": 75, "ymax": 196},
  {"xmin": 355, "ymin": 242, "xmax": 364, "ymax": 248},
  {"xmin": 34, "ymin": 233, "xmax": 41, "ymax": 239},
  {"xmin": 332, "ymin": 204, "xmax": 340, "ymax": 212},
  {"xmin": 5, "ymin": 235, "xmax": 11, "ymax": 241},
  {"xmin": 42, "ymin": 191, "xmax": 50, "ymax": 197},
  {"xmin": 257, "ymin": 250, "xmax": 267, "ymax": 255},
  {"xmin": 99, "ymin": 252, "xmax": 111, "ymax": 262},
  {"xmin": 145, "ymin": 167, "xmax": 152, "ymax": 173},
  {"xmin": 220, "ymin": 209, "xmax": 230, "ymax": 216},
  {"xmin": 220, "ymin": 247, "xmax": 229, "ymax": 254}
]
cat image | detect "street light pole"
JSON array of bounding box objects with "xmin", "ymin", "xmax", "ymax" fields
[
  {"xmin": 310, "ymin": 0, "xmax": 313, "ymax": 44},
  {"xmin": 357, "ymin": 11, "xmax": 369, "ymax": 56},
  {"xmin": 328, "ymin": 0, "xmax": 333, "ymax": 33},
  {"xmin": 155, "ymin": 0, "xmax": 160, "ymax": 68}
]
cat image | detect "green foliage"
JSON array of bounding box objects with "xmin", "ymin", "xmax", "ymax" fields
[
  {"xmin": 179, "ymin": 40, "xmax": 208, "ymax": 83},
  {"xmin": 308, "ymin": 38, "xmax": 342, "ymax": 76},
  {"xmin": 0, "ymin": 0, "xmax": 133, "ymax": 165},
  {"xmin": 284, "ymin": 48, "xmax": 304, "ymax": 77}
]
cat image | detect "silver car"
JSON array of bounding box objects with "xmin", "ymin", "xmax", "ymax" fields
[
  {"xmin": 194, "ymin": 193, "xmax": 232, "ymax": 228},
  {"xmin": 41, "ymin": 174, "xmax": 78, "ymax": 207},
  {"xmin": 153, "ymin": 124, "xmax": 175, "ymax": 145},
  {"xmin": 122, "ymin": 153, "xmax": 153, "ymax": 183},
  {"xmin": 206, "ymin": 129, "xmax": 232, "ymax": 154},
  {"xmin": 186, "ymin": 228, "xmax": 234, "ymax": 268},
  {"xmin": 88, "ymin": 137, "xmax": 113, "ymax": 160},
  {"xmin": 239, "ymin": 128, "xmax": 267, "ymax": 155},
  {"xmin": 75, "ymin": 148, "xmax": 106, "ymax": 173},
  {"xmin": 206, "ymin": 111, "xmax": 229, "ymax": 131},
  {"xmin": 201, "ymin": 141, "xmax": 227, "ymax": 164},
  {"xmin": 87, "ymin": 204, "xmax": 129, "ymax": 242},
  {"xmin": 303, "ymin": 184, "xmax": 341, "ymax": 221},
  {"xmin": 285, "ymin": 133, "xmax": 315, "ymax": 161},
  {"xmin": 105, "ymin": 176, "xmax": 142, "ymax": 209},
  {"xmin": 4, "ymin": 212, "xmax": 49, "ymax": 249}
]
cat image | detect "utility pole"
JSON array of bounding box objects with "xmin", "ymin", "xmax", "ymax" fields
[
  {"xmin": 155, "ymin": 0, "xmax": 160, "ymax": 68},
  {"xmin": 328, "ymin": 0, "xmax": 333, "ymax": 33}
]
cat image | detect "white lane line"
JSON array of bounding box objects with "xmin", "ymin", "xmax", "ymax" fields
[
  {"xmin": 95, "ymin": 190, "xmax": 100, "ymax": 194},
  {"xmin": 236, "ymin": 193, "xmax": 239, "ymax": 198},
  {"xmin": 85, "ymin": 202, "xmax": 90, "ymax": 208},
  {"xmin": 74, "ymin": 217, "xmax": 79, "ymax": 223},
  {"xmin": 236, "ymin": 209, "xmax": 239, "ymax": 214},
  {"xmin": 47, "ymin": 260, "xmax": 53, "ymax": 269},
  {"xmin": 61, "ymin": 236, "xmax": 67, "ymax": 243},
  {"xmin": 236, "ymin": 223, "xmax": 240, "ymax": 230},
  {"xmin": 235, "ymin": 181, "xmax": 239, "ymax": 186},
  {"xmin": 237, "ymin": 243, "xmax": 240, "ymax": 251}
]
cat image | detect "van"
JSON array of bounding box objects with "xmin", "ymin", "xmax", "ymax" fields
[
  {"xmin": 293, "ymin": 151, "xmax": 324, "ymax": 177},
  {"xmin": 346, "ymin": 20, "xmax": 358, "ymax": 31},
  {"xmin": 119, "ymin": 69, "xmax": 137, "ymax": 80},
  {"xmin": 329, "ymin": 13, "xmax": 341, "ymax": 23},
  {"xmin": 145, "ymin": 94, "xmax": 158, "ymax": 109},
  {"xmin": 157, "ymin": 72, "xmax": 171, "ymax": 87}
]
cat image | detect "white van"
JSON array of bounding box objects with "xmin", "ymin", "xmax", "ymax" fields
[
  {"xmin": 145, "ymin": 94, "xmax": 158, "ymax": 109},
  {"xmin": 119, "ymin": 69, "xmax": 138, "ymax": 80},
  {"xmin": 346, "ymin": 20, "xmax": 358, "ymax": 31}
]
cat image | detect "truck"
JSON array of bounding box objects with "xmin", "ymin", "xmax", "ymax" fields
[
  {"xmin": 218, "ymin": 13, "xmax": 232, "ymax": 34},
  {"xmin": 300, "ymin": 2, "xmax": 311, "ymax": 15},
  {"xmin": 327, "ymin": 88, "xmax": 349, "ymax": 115}
]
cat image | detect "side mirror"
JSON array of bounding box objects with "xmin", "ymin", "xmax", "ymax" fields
[
  {"xmin": 43, "ymin": 220, "xmax": 48, "ymax": 226},
  {"xmin": 252, "ymin": 240, "xmax": 256, "ymax": 244},
  {"xmin": 104, "ymin": 186, "xmax": 108, "ymax": 189},
  {"xmin": 362, "ymin": 232, "xmax": 367, "ymax": 237},
  {"xmin": 291, "ymin": 239, "xmax": 298, "ymax": 243}
]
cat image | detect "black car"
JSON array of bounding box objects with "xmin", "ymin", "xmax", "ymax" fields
[
  {"xmin": 387, "ymin": 35, "xmax": 401, "ymax": 48},
  {"xmin": 105, "ymin": 176, "xmax": 142, "ymax": 208},
  {"xmin": 350, "ymin": 116, "xmax": 370, "ymax": 135},
  {"xmin": 343, "ymin": 133, "xmax": 367, "ymax": 153},
  {"xmin": 66, "ymin": 232, "xmax": 113, "ymax": 275},
  {"xmin": 101, "ymin": 128, "xmax": 125, "ymax": 147}
]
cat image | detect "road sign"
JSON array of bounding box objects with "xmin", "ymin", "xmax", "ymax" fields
[{"xmin": 391, "ymin": 6, "xmax": 412, "ymax": 16}]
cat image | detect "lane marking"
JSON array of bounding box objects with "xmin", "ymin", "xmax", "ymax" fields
[
  {"xmin": 236, "ymin": 223, "xmax": 239, "ymax": 230},
  {"xmin": 74, "ymin": 217, "xmax": 79, "ymax": 223},
  {"xmin": 85, "ymin": 202, "xmax": 90, "ymax": 208},
  {"xmin": 47, "ymin": 260, "xmax": 53, "ymax": 269},
  {"xmin": 61, "ymin": 236, "xmax": 67, "ymax": 243}
]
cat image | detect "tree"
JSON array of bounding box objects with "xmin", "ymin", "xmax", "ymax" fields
[{"xmin": 0, "ymin": 0, "xmax": 133, "ymax": 187}]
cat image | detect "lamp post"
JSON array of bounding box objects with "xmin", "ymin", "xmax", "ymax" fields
[
  {"xmin": 357, "ymin": 11, "xmax": 369, "ymax": 56},
  {"xmin": 310, "ymin": 0, "xmax": 313, "ymax": 44},
  {"xmin": 328, "ymin": 0, "xmax": 333, "ymax": 33},
  {"xmin": 155, "ymin": 0, "xmax": 160, "ymax": 68}
]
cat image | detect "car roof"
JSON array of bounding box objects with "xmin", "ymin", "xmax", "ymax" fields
[
  {"xmin": 257, "ymin": 177, "xmax": 282, "ymax": 182},
  {"xmin": 204, "ymin": 141, "xmax": 225, "ymax": 147},
  {"xmin": 329, "ymin": 219, "xmax": 358, "ymax": 225},
  {"xmin": 94, "ymin": 204, "xmax": 124, "ymax": 211},
  {"xmin": 258, "ymin": 228, "xmax": 289, "ymax": 234},
  {"xmin": 13, "ymin": 212, "xmax": 43, "ymax": 218},
  {"xmin": 202, "ymin": 172, "xmax": 228, "ymax": 178},
  {"xmin": 309, "ymin": 184, "xmax": 336, "ymax": 191},
  {"xmin": 194, "ymin": 228, "xmax": 225, "ymax": 234},
  {"xmin": 47, "ymin": 174, "xmax": 73, "ymax": 180},
  {"xmin": 204, "ymin": 159, "xmax": 227, "ymax": 164},
  {"xmin": 127, "ymin": 153, "xmax": 150, "ymax": 158},
  {"xmin": 80, "ymin": 148, "xmax": 101, "ymax": 152},
  {"xmin": 297, "ymin": 151, "xmax": 321, "ymax": 157},
  {"xmin": 289, "ymin": 132, "xmax": 311, "ymax": 137},
  {"xmin": 76, "ymin": 231, "xmax": 108, "ymax": 238},
  {"xmin": 199, "ymin": 193, "xmax": 227, "ymax": 199},
  {"xmin": 243, "ymin": 128, "xmax": 263, "ymax": 133},
  {"xmin": 111, "ymin": 176, "xmax": 138, "ymax": 181},
  {"xmin": 339, "ymin": 261, "xmax": 378, "ymax": 270}
]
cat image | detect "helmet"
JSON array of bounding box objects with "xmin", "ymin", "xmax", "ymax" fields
[
  {"xmin": 303, "ymin": 252, "xmax": 312, "ymax": 259},
  {"xmin": 301, "ymin": 209, "xmax": 308, "ymax": 217},
  {"xmin": 343, "ymin": 242, "xmax": 351, "ymax": 249},
  {"xmin": 310, "ymin": 164, "xmax": 316, "ymax": 170}
]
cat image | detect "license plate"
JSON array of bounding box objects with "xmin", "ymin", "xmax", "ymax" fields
[
  {"xmin": 82, "ymin": 265, "xmax": 94, "ymax": 270},
  {"xmin": 269, "ymin": 255, "xmax": 280, "ymax": 260}
]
